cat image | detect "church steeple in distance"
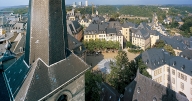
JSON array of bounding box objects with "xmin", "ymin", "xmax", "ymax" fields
[{"xmin": 25, "ymin": 0, "xmax": 68, "ymax": 66}]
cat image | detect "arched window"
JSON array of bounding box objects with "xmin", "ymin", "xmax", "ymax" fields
[{"xmin": 57, "ymin": 94, "xmax": 67, "ymax": 101}]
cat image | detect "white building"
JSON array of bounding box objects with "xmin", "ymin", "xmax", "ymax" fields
[
  {"xmin": 79, "ymin": 1, "xmax": 82, "ymax": 6},
  {"xmin": 85, "ymin": 0, "xmax": 88, "ymax": 7},
  {"xmin": 142, "ymin": 48, "xmax": 192, "ymax": 101}
]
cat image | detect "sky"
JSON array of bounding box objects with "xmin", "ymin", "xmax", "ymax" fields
[{"xmin": 0, "ymin": 0, "xmax": 191, "ymax": 7}]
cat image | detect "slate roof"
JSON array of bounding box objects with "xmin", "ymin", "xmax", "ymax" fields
[
  {"xmin": 180, "ymin": 49, "xmax": 192, "ymax": 60},
  {"xmin": 0, "ymin": 72, "xmax": 10, "ymax": 101},
  {"xmin": 3, "ymin": 55, "xmax": 29, "ymax": 97},
  {"xmin": 84, "ymin": 23, "xmax": 108, "ymax": 35},
  {"xmin": 24, "ymin": 53, "xmax": 90, "ymax": 100},
  {"xmin": 133, "ymin": 29, "xmax": 150, "ymax": 40},
  {"xmin": 142, "ymin": 48, "xmax": 173, "ymax": 70},
  {"xmin": 100, "ymin": 82, "xmax": 121, "ymax": 101},
  {"xmin": 123, "ymin": 22, "xmax": 136, "ymax": 28},
  {"xmin": 168, "ymin": 56, "xmax": 192, "ymax": 76},
  {"xmin": 160, "ymin": 36, "xmax": 187, "ymax": 51},
  {"xmin": 13, "ymin": 35, "xmax": 25, "ymax": 54},
  {"xmin": 68, "ymin": 34, "xmax": 86, "ymax": 55},
  {"xmin": 137, "ymin": 22, "xmax": 151, "ymax": 30},
  {"xmin": 106, "ymin": 28, "xmax": 116, "ymax": 34},
  {"xmin": 124, "ymin": 70, "xmax": 188, "ymax": 101}
]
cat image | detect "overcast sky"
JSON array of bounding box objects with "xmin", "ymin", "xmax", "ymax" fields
[{"xmin": 0, "ymin": 0, "xmax": 191, "ymax": 7}]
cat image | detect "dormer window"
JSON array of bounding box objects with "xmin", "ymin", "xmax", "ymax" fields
[
  {"xmin": 181, "ymin": 65, "xmax": 185, "ymax": 70},
  {"xmin": 173, "ymin": 61, "xmax": 176, "ymax": 66}
]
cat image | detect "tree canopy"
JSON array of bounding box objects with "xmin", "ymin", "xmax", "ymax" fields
[
  {"xmin": 85, "ymin": 70, "xmax": 103, "ymax": 101},
  {"xmin": 106, "ymin": 51, "xmax": 151, "ymax": 94}
]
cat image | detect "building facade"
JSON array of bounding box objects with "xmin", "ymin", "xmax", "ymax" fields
[
  {"xmin": 142, "ymin": 48, "xmax": 192, "ymax": 101},
  {"xmin": 131, "ymin": 29, "xmax": 151, "ymax": 50}
]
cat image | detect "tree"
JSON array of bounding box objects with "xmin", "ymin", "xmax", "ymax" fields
[
  {"xmin": 126, "ymin": 41, "xmax": 132, "ymax": 48},
  {"xmin": 85, "ymin": 70, "xmax": 103, "ymax": 101},
  {"xmin": 164, "ymin": 45, "xmax": 175, "ymax": 56},
  {"xmin": 153, "ymin": 40, "xmax": 165, "ymax": 48},
  {"xmin": 190, "ymin": 27, "xmax": 192, "ymax": 33},
  {"xmin": 106, "ymin": 51, "xmax": 136, "ymax": 94},
  {"xmin": 136, "ymin": 59, "xmax": 152, "ymax": 78}
]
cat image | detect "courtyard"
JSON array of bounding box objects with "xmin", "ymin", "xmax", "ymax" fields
[{"xmin": 86, "ymin": 50, "xmax": 140, "ymax": 71}]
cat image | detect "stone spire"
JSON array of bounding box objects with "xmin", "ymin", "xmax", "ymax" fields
[{"xmin": 25, "ymin": 0, "xmax": 68, "ymax": 66}]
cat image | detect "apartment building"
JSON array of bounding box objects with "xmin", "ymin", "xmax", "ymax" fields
[
  {"xmin": 122, "ymin": 22, "xmax": 136, "ymax": 42},
  {"xmin": 131, "ymin": 28, "xmax": 150, "ymax": 50},
  {"xmin": 84, "ymin": 22, "xmax": 123, "ymax": 49},
  {"xmin": 142, "ymin": 48, "xmax": 192, "ymax": 100}
]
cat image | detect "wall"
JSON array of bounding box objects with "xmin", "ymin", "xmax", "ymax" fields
[{"xmin": 46, "ymin": 75, "xmax": 85, "ymax": 101}]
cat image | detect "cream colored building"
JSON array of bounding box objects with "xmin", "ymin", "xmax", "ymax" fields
[
  {"xmin": 122, "ymin": 22, "xmax": 136, "ymax": 42},
  {"xmin": 84, "ymin": 23, "xmax": 124, "ymax": 49},
  {"xmin": 131, "ymin": 28, "xmax": 150, "ymax": 50},
  {"xmin": 148, "ymin": 30, "xmax": 160, "ymax": 47},
  {"xmin": 142, "ymin": 48, "xmax": 192, "ymax": 101}
]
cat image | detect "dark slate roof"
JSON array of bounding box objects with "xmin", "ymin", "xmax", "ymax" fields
[
  {"xmin": 168, "ymin": 56, "xmax": 192, "ymax": 76},
  {"xmin": 0, "ymin": 72, "xmax": 10, "ymax": 101},
  {"xmin": 25, "ymin": 53, "xmax": 90, "ymax": 101},
  {"xmin": 71, "ymin": 20, "xmax": 81, "ymax": 29},
  {"xmin": 106, "ymin": 28, "xmax": 116, "ymax": 34},
  {"xmin": 123, "ymin": 22, "xmax": 136, "ymax": 28},
  {"xmin": 13, "ymin": 35, "xmax": 25, "ymax": 54},
  {"xmin": 180, "ymin": 49, "xmax": 192, "ymax": 60},
  {"xmin": 142, "ymin": 48, "xmax": 173, "ymax": 70},
  {"xmin": 147, "ymin": 30, "xmax": 161, "ymax": 36},
  {"xmin": 133, "ymin": 29, "xmax": 150, "ymax": 40},
  {"xmin": 84, "ymin": 22, "xmax": 108, "ymax": 34},
  {"xmin": 108, "ymin": 21, "xmax": 122, "ymax": 30},
  {"xmin": 100, "ymin": 82, "xmax": 121, "ymax": 101},
  {"xmin": 137, "ymin": 22, "xmax": 151, "ymax": 30},
  {"xmin": 4, "ymin": 55, "xmax": 29, "ymax": 97},
  {"xmin": 68, "ymin": 34, "xmax": 86, "ymax": 55},
  {"xmin": 124, "ymin": 70, "xmax": 188, "ymax": 101},
  {"xmin": 160, "ymin": 36, "xmax": 187, "ymax": 51}
]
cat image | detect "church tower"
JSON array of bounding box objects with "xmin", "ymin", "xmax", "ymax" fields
[{"xmin": 25, "ymin": 0, "xmax": 68, "ymax": 66}]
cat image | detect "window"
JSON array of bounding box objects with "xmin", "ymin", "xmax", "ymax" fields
[
  {"xmin": 172, "ymin": 77, "xmax": 175, "ymax": 84},
  {"xmin": 178, "ymin": 72, "xmax": 180, "ymax": 78},
  {"xmin": 181, "ymin": 74, "xmax": 184, "ymax": 80},
  {"xmin": 167, "ymin": 67, "xmax": 170, "ymax": 72},
  {"xmin": 180, "ymin": 82, "xmax": 184, "ymax": 90},
  {"xmin": 191, "ymin": 78, "xmax": 192, "ymax": 85},
  {"xmin": 86, "ymin": 35, "xmax": 88, "ymax": 38},
  {"xmin": 191, "ymin": 88, "xmax": 192, "ymax": 95},
  {"xmin": 172, "ymin": 69, "xmax": 175, "ymax": 75},
  {"xmin": 167, "ymin": 75, "xmax": 170, "ymax": 81}
]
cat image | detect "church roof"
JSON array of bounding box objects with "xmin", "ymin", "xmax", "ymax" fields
[{"xmin": 24, "ymin": 52, "xmax": 90, "ymax": 100}]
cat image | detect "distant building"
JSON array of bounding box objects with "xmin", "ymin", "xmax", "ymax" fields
[
  {"xmin": 79, "ymin": 1, "xmax": 82, "ymax": 6},
  {"xmin": 124, "ymin": 69, "xmax": 188, "ymax": 101},
  {"xmin": 0, "ymin": 16, "xmax": 7, "ymax": 25},
  {"xmin": 85, "ymin": 0, "xmax": 88, "ymax": 6},
  {"xmin": 142, "ymin": 48, "xmax": 192, "ymax": 100}
]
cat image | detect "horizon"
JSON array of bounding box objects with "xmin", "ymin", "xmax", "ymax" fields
[{"xmin": 0, "ymin": 0, "xmax": 192, "ymax": 7}]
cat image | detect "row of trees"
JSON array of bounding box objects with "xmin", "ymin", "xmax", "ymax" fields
[{"xmin": 83, "ymin": 39, "xmax": 120, "ymax": 52}]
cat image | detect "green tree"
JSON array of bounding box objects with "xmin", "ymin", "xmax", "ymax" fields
[
  {"xmin": 106, "ymin": 51, "xmax": 131, "ymax": 94},
  {"xmin": 126, "ymin": 41, "xmax": 133, "ymax": 48},
  {"xmin": 190, "ymin": 27, "xmax": 192, "ymax": 33},
  {"xmin": 85, "ymin": 70, "xmax": 103, "ymax": 101},
  {"xmin": 136, "ymin": 59, "xmax": 152, "ymax": 78},
  {"xmin": 153, "ymin": 40, "xmax": 165, "ymax": 48},
  {"xmin": 164, "ymin": 45, "xmax": 175, "ymax": 56}
]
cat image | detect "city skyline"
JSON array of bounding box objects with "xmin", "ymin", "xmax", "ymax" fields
[{"xmin": 0, "ymin": 0, "xmax": 192, "ymax": 7}]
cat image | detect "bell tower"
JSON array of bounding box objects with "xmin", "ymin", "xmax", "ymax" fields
[{"xmin": 25, "ymin": 0, "xmax": 68, "ymax": 66}]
